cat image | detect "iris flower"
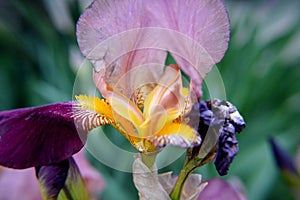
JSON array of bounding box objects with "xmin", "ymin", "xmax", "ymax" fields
[{"xmin": 0, "ymin": 0, "xmax": 230, "ymax": 198}]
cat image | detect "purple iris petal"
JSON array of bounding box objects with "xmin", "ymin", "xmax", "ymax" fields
[{"xmin": 0, "ymin": 102, "xmax": 85, "ymax": 169}]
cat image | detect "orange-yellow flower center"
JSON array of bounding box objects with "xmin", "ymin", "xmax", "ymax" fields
[{"xmin": 75, "ymin": 65, "xmax": 201, "ymax": 152}]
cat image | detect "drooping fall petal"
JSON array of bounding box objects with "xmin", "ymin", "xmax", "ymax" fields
[
  {"xmin": 150, "ymin": 123, "xmax": 201, "ymax": 149},
  {"xmin": 0, "ymin": 99, "xmax": 116, "ymax": 169},
  {"xmin": 0, "ymin": 102, "xmax": 84, "ymax": 169},
  {"xmin": 77, "ymin": 0, "xmax": 230, "ymax": 97}
]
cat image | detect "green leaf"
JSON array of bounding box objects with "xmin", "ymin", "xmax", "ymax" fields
[{"xmin": 164, "ymin": 52, "xmax": 177, "ymax": 66}]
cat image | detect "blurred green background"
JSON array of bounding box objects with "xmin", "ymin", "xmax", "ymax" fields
[{"xmin": 0, "ymin": 0, "xmax": 299, "ymax": 199}]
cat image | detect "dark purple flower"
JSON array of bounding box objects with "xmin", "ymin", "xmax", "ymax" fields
[{"xmin": 188, "ymin": 99, "xmax": 246, "ymax": 175}]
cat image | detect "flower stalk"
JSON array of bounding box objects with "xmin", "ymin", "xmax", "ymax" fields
[
  {"xmin": 141, "ymin": 152, "xmax": 158, "ymax": 169},
  {"xmin": 169, "ymin": 161, "xmax": 196, "ymax": 200}
]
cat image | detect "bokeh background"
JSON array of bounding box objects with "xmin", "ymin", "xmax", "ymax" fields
[{"xmin": 0, "ymin": 0, "xmax": 300, "ymax": 199}]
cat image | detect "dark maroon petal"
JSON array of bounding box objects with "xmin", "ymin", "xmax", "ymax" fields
[{"xmin": 0, "ymin": 102, "xmax": 85, "ymax": 169}]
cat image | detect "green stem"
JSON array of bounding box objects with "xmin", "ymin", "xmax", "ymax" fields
[
  {"xmin": 170, "ymin": 153, "xmax": 214, "ymax": 200},
  {"xmin": 141, "ymin": 152, "xmax": 157, "ymax": 169},
  {"xmin": 169, "ymin": 161, "xmax": 195, "ymax": 200}
]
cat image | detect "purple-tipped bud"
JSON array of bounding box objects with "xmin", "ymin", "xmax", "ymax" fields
[{"xmin": 269, "ymin": 138, "xmax": 298, "ymax": 175}]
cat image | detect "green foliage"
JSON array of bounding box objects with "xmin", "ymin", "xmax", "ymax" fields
[
  {"xmin": 0, "ymin": 0, "xmax": 78, "ymax": 108},
  {"xmin": 216, "ymin": 1, "xmax": 300, "ymax": 200},
  {"xmin": 1, "ymin": 0, "xmax": 300, "ymax": 199}
]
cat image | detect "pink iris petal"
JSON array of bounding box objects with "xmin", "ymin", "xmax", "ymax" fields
[
  {"xmin": 197, "ymin": 178, "xmax": 247, "ymax": 200},
  {"xmin": 77, "ymin": 0, "xmax": 230, "ymax": 97},
  {"xmin": 0, "ymin": 168, "xmax": 41, "ymax": 200}
]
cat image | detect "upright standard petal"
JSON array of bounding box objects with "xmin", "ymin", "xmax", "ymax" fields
[
  {"xmin": 0, "ymin": 102, "xmax": 84, "ymax": 169},
  {"xmin": 143, "ymin": 65, "xmax": 184, "ymax": 121},
  {"xmin": 77, "ymin": 0, "xmax": 230, "ymax": 97}
]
